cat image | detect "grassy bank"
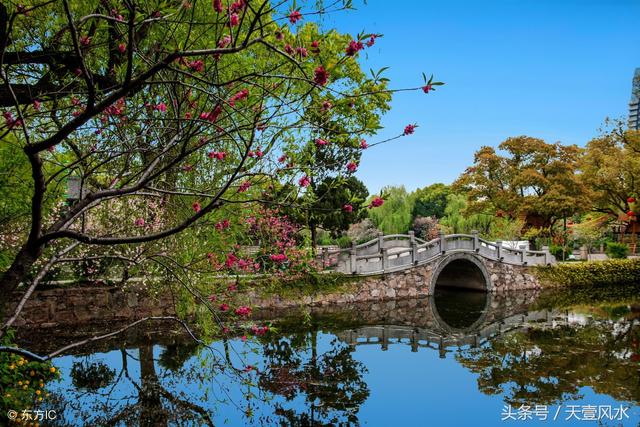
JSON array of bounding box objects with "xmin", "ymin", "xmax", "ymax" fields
[{"xmin": 535, "ymin": 258, "xmax": 640, "ymax": 287}]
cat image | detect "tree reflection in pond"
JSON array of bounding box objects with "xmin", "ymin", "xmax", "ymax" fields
[
  {"xmin": 456, "ymin": 304, "xmax": 640, "ymax": 406},
  {"xmin": 16, "ymin": 286, "xmax": 640, "ymax": 426}
]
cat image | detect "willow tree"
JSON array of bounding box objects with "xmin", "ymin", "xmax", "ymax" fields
[{"xmin": 0, "ymin": 0, "xmax": 436, "ymax": 334}]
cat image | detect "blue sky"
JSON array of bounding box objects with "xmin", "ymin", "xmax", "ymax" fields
[{"xmin": 315, "ymin": 0, "xmax": 640, "ymax": 194}]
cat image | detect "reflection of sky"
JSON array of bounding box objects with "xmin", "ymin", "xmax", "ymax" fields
[{"xmin": 47, "ymin": 330, "xmax": 639, "ymax": 427}]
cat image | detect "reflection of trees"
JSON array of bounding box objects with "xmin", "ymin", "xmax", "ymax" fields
[
  {"xmin": 48, "ymin": 339, "xmax": 216, "ymax": 426},
  {"xmin": 456, "ymin": 318, "xmax": 640, "ymax": 405},
  {"xmin": 258, "ymin": 329, "xmax": 369, "ymax": 426}
]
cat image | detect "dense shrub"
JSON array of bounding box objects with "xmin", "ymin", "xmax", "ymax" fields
[
  {"xmin": 605, "ymin": 242, "xmax": 629, "ymax": 259},
  {"xmin": 536, "ymin": 259, "xmax": 640, "ymax": 287}
]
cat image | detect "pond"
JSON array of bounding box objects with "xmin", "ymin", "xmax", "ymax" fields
[{"xmin": 14, "ymin": 284, "xmax": 640, "ymax": 426}]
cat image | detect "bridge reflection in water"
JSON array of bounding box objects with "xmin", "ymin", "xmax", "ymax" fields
[{"xmin": 332, "ymin": 289, "xmax": 566, "ymax": 359}]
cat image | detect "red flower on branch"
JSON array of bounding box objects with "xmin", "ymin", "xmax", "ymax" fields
[
  {"xmin": 369, "ymin": 197, "xmax": 384, "ymax": 209},
  {"xmin": 314, "ymin": 66, "xmax": 328, "ymax": 86},
  {"xmin": 403, "ymin": 124, "xmax": 416, "ymax": 135},
  {"xmin": 288, "ymin": 9, "xmax": 302, "ymax": 24}
]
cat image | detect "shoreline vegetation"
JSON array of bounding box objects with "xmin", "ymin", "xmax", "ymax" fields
[{"xmin": 535, "ymin": 258, "xmax": 640, "ymax": 288}]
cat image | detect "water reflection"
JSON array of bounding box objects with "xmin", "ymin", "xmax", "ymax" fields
[{"xmin": 13, "ymin": 286, "xmax": 640, "ymax": 426}]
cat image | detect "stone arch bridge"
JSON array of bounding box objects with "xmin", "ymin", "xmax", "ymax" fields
[{"xmin": 317, "ymin": 232, "xmax": 555, "ymax": 296}]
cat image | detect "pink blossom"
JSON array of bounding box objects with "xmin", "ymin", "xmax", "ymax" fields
[
  {"xmin": 422, "ymin": 84, "xmax": 432, "ymax": 93},
  {"xmin": 235, "ymin": 306, "xmax": 252, "ymax": 317},
  {"xmin": 345, "ymin": 40, "xmax": 364, "ymax": 56},
  {"xmin": 154, "ymin": 102, "xmax": 167, "ymax": 113},
  {"xmin": 188, "ymin": 60, "xmax": 205, "ymax": 72},
  {"xmin": 369, "ymin": 196, "xmax": 384, "ymax": 209},
  {"xmin": 208, "ymin": 294, "xmax": 217, "ymax": 302},
  {"xmin": 284, "ymin": 44, "xmax": 294, "ymax": 55},
  {"xmin": 33, "ymin": 100, "xmax": 41, "ymax": 111},
  {"xmin": 118, "ymin": 43, "xmax": 126, "ymax": 53},
  {"xmin": 346, "ymin": 161, "xmax": 358, "ymax": 173},
  {"xmin": 311, "ymin": 40, "xmax": 320, "ymax": 53},
  {"xmin": 79, "ymin": 36, "xmax": 91, "ymax": 47},
  {"xmin": 343, "ymin": 204, "xmax": 353, "ymax": 213},
  {"xmin": 315, "ymin": 138, "xmax": 328, "ymax": 146},
  {"xmin": 134, "ymin": 217, "xmax": 145, "ymax": 227},
  {"xmin": 229, "ymin": 13, "xmax": 239, "ymax": 26},
  {"xmin": 238, "ymin": 181, "xmax": 251, "ymax": 192},
  {"xmin": 200, "ymin": 105, "xmax": 222, "ymax": 122},
  {"xmin": 288, "ymin": 9, "xmax": 302, "ymax": 24},
  {"xmin": 213, "ymin": 0, "xmax": 223, "ymax": 13},
  {"xmin": 229, "ymin": 88, "xmax": 249, "ymax": 106},
  {"xmin": 219, "ymin": 303, "xmax": 230, "ymax": 312},
  {"xmin": 225, "ymin": 253, "xmax": 238, "ymax": 268},
  {"xmin": 184, "ymin": 112, "xmax": 192, "ymax": 119},
  {"xmin": 182, "ymin": 164, "xmax": 193, "ymax": 171},
  {"xmin": 298, "ymin": 175, "xmax": 311, "ymax": 187},
  {"xmin": 403, "ymin": 124, "xmax": 416, "ymax": 135},
  {"xmin": 314, "ymin": 66, "xmax": 328, "ymax": 86},
  {"xmin": 296, "ymin": 47, "xmax": 308, "ymax": 58},
  {"xmin": 275, "ymin": 31, "xmax": 284, "ymax": 41},
  {"xmin": 360, "ymin": 139, "xmax": 368, "ymax": 149},
  {"xmin": 228, "ymin": 283, "xmax": 238, "ymax": 292},
  {"xmin": 366, "ymin": 34, "xmax": 378, "ymax": 47},
  {"xmin": 218, "ymin": 34, "xmax": 232, "ymax": 48},
  {"xmin": 229, "ymin": 0, "xmax": 246, "ymax": 13},
  {"xmin": 241, "ymin": 335, "xmax": 247, "ymax": 342},
  {"xmin": 251, "ymin": 325, "xmax": 269, "ymax": 336},
  {"xmin": 278, "ymin": 154, "xmax": 287, "ymax": 163},
  {"xmin": 192, "ymin": 201, "xmax": 201, "ymax": 213},
  {"xmin": 269, "ymin": 253, "xmax": 288, "ymax": 263},
  {"xmin": 321, "ymin": 101, "xmax": 332, "ymax": 111}
]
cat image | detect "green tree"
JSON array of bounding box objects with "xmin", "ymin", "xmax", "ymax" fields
[
  {"xmin": 454, "ymin": 136, "xmax": 589, "ymax": 230},
  {"xmin": 412, "ymin": 183, "xmax": 450, "ymax": 218},
  {"xmin": 580, "ymin": 121, "xmax": 640, "ymax": 219},
  {"xmin": 367, "ymin": 185, "xmax": 415, "ymax": 234},
  {"xmin": 439, "ymin": 193, "xmax": 494, "ymax": 236}
]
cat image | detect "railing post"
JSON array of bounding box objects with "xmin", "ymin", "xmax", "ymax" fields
[
  {"xmin": 439, "ymin": 231, "xmax": 446, "ymax": 254},
  {"xmin": 496, "ymin": 241, "xmax": 502, "ymax": 261},
  {"xmin": 350, "ymin": 242, "xmax": 357, "ymax": 274},
  {"xmin": 409, "ymin": 230, "xmax": 417, "ymax": 264},
  {"xmin": 520, "ymin": 250, "xmax": 525, "ymax": 265},
  {"xmin": 471, "ymin": 230, "xmax": 479, "ymax": 252},
  {"xmin": 377, "ymin": 231, "xmax": 384, "ymax": 252},
  {"xmin": 381, "ymin": 247, "xmax": 388, "ymax": 272}
]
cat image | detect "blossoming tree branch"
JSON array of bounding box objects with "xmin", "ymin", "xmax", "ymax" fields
[{"xmin": 0, "ymin": 0, "xmax": 440, "ymax": 342}]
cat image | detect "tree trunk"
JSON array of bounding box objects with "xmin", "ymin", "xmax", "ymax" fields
[
  {"xmin": 310, "ymin": 222, "xmax": 317, "ymax": 256},
  {"xmin": 0, "ymin": 245, "xmax": 41, "ymax": 295}
]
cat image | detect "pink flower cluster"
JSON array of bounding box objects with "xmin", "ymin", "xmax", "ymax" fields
[
  {"xmin": 200, "ymin": 105, "xmax": 222, "ymax": 122},
  {"xmin": 314, "ymin": 66, "xmax": 328, "ymax": 86},
  {"xmin": 3, "ymin": 112, "xmax": 22, "ymax": 129},
  {"xmin": 215, "ymin": 219, "xmax": 230, "ymax": 230},
  {"xmin": 288, "ymin": 9, "xmax": 302, "ymax": 24},
  {"xmin": 403, "ymin": 124, "xmax": 416, "ymax": 135},
  {"xmin": 229, "ymin": 89, "xmax": 249, "ymax": 106},
  {"xmin": 346, "ymin": 161, "xmax": 358, "ymax": 173},
  {"xmin": 369, "ymin": 196, "xmax": 384, "ymax": 209},
  {"xmin": 250, "ymin": 324, "xmax": 269, "ymax": 336},
  {"xmin": 269, "ymin": 253, "xmax": 288, "ymax": 263},
  {"xmin": 298, "ymin": 175, "xmax": 311, "ymax": 187},
  {"xmin": 208, "ymin": 151, "xmax": 226, "ymax": 160},
  {"xmin": 345, "ymin": 40, "xmax": 364, "ymax": 56},
  {"xmin": 315, "ymin": 138, "xmax": 328, "ymax": 146},
  {"xmin": 235, "ymin": 306, "xmax": 252, "ymax": 317}
]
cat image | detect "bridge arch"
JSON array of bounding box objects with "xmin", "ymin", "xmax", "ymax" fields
[{"xmin": 429, "ymin": 253, "xmax": 492, "ymax": 294}]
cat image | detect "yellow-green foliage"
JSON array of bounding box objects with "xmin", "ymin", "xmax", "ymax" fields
[{"xmin": 536, "ymin": 259, "xmax": 640, "ymax": 287}]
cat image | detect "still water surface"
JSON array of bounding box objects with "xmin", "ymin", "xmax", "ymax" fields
[{"xmin": 25, "ymin": 285, "xmax": 640, "ymax": 426}]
